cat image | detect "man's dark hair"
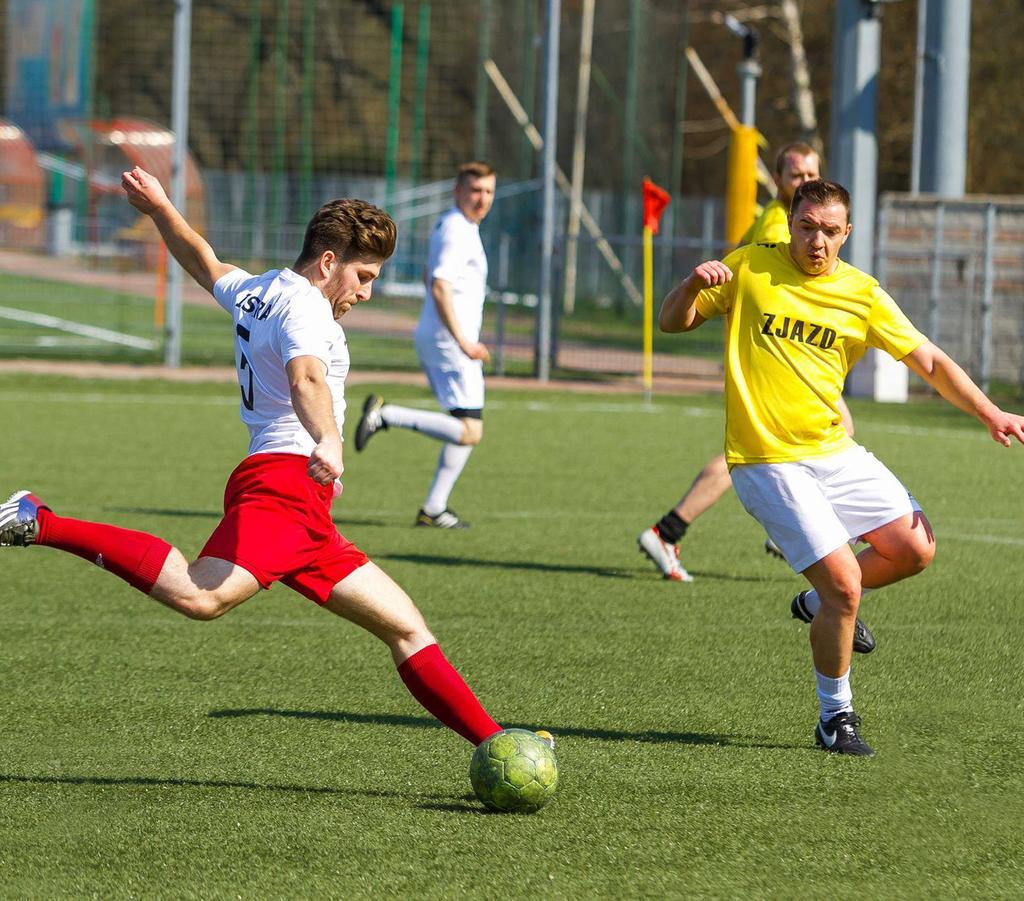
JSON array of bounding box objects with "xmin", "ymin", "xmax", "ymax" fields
[
  {"xmin": 774, "ymin": 141, "xmax": 818, "ymax": 175},
  {"xmin": 296, "ymin": 199, "xmax": 396, "ymax": 266},
  {"xmin": 790, "ymin": 179, "xmax": 851, "ymax": 221},
  {"xmin": 456, "ymin": 161, "xmax": 495, "ymax": 186}
]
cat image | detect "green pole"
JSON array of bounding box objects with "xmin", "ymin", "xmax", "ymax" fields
[
  {"xmin": 77, "ymin": 0, "xmax": 97, "ymax": 242},
  {"xmin": 385, "ymin": 3, "xmax": 404, "ymax": 203},
  {"xmin": 519, "ymin": 0, "xmax": 537, "ymax": 178},
  {"xmin": 474, "ymin": 0, "xmax": 492, "ymax": 160},
  {"xmin": 300, "ymin": 0, "xmax": 315, "ymax": 216},
  {"xmin": 244, "ymin": 0, "xmax": 263, "ymax": 259},
  {"xmin": 669, "ymin": 2, "xmax": 690, "ymax": 238},
  {"xmin": 620, "ymin": 0, "xmax": 642, "ymax": 312},
  {"xmin": 623, "ymin": 0, "xmax": 640, "ymax": 210},
  {"xmin": 410, "ymin": 4, "xmax": 431, "ymax": 187},
  {"xmin": 271, "ymin": 0, "xmax": 289, "ymax": 257}
]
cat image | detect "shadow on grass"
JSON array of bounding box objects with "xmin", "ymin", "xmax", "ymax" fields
[
  {"xmin": 208, "ymin": 707, "xmax": 798, "ymax": 750},
  {"xmin": 108, "ymin": 506, "xmax": 390, "ymax": 529},
  {"xmin": 0, "ymin": 772, "xmax": 458, "ymax": 803},
  {"xmin": 377, "ymin": 552, "xmax": 634, "ymax": 580}
]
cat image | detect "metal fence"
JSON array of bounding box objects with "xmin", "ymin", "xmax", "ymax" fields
[
  {"xmin": 876, "ymin": 193, "xmax": 1024, "ymax": 393},
  {"xmin": 0, "ymin": 0, "xmax": 738, "ymax": 387}
]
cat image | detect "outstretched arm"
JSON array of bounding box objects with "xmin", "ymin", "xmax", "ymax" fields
[
  {"xmin": 658, "ymin": 260, "xmax": 732, "ymax": 333},
  {"xmin": 286, "ymin": 355, "xmax": 344, "ymax": 487},
  {"xmin": 121, "ymin": 167, "xmax": 235, "ymax": 294},
  {"xmin": 904, "ymin": 341, "xmax": 1024, "ymax": 447}
]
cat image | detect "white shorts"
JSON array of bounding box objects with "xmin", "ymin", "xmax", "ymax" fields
[
  {"xmin": 421, "ymin": 358, "xmax": 485, "ymax": 413},
  {"xmin": 730, "ymin": 445, "xmax": 921, "ymax": 573}
]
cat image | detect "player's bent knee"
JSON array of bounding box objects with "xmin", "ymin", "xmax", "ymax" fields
[
  {"xmin": 459, "ymin": 420, "xmax": 483, "ymax": 445},
  {"xmin": 903, "ymin": 538, "xmax": 936, "ymax": 574}
]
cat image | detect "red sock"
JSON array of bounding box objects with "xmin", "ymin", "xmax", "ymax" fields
[
  {"xmin": 398, "ymin": 644, "xmax": 501, "ymax": 745},
  {"xmin": 37, "ymin": 509, "xmax": 172, "ymax": 594}
]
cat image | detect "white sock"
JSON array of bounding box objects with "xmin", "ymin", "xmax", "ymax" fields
[
  {"xmin": 380, "ymin": 404, "xmax": 464, "ymax": 443},
  {"xmin": 802, "ymin": 586, "xmax": 871, "ymax": 617},
  {"xmin": 423, "ymin": 443, "xmax": 474, "ymax": 515},
  {"xmin": 816, "ymin": 668, "xmax": 853, "ymax": 721}
]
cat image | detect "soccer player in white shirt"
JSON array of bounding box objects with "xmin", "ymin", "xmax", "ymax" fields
[
  {"xmin": 354, "ymin": 162, "xmax": 496, "ymax": 529},
  {"xmin": 0, "ymin": 166, "xmax": 514, "ymax": 751}
]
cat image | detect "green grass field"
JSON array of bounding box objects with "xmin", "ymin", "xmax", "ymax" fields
[{"xmin": 1, "ymin": 374, "xmax": 1022, "ymax": 897}]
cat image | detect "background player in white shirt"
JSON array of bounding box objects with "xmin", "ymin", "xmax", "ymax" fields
[
  {"xmin": 0, "ymin": 166, "xmax": 513, "ymax": 751},
  {"xmin": 355, "ymin": 162, "xmax": 496, "ymax": 529}
]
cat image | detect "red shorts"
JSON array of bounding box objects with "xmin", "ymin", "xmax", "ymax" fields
[{"xmin": 200, "ymin": 453, "xmax": 368, "ymax": 604}]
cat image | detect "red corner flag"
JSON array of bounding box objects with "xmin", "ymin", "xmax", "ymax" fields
[{"xmin": 642, "ymin": 178, "xmax": 671, "ymax": 234}]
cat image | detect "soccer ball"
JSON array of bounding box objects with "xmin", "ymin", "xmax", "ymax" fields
[{"xmin": 470, "ymin": 728, "xmax": 559, "ymax": 813}]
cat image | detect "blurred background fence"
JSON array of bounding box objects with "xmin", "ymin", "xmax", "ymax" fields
[{"xmin": 0, "ymin": 0, "xmax": 1022, "ymax": 394}]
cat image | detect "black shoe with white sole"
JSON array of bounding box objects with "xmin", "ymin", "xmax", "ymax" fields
[
  {"xmin": 791, "ymin": 591, "xmax": 877, "ymax": 654},
  {"xmin": 415, "ymin": 508, "xmax": 469, "ymax": 529},
  {"xmin": 815, "ymin": 710, "xmax": 875, "ymax": 757},
  {"xmin": 355, "ymin": 394, "xmax": 387, "ymax": 452}
]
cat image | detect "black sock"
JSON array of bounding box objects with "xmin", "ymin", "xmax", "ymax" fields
[{"xmin": 654, "ymin": 510, "xmax": 688, "ymax": 544}]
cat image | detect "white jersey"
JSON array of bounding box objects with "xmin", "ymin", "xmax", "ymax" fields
[
  {"xmin": 213, "ymin": 268, "xmax": 349, "ymax": 458},
  {"xmin": 415, "ymin": 207, "xmax": 488, "ymax": 366}
]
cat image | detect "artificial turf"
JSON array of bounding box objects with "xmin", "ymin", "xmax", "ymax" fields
[{"xmin": 0, "ymin": 374, "xmax": 1021, "ymax": 897}]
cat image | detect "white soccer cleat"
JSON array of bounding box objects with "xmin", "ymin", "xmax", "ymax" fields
[{"xmin": 637, "ymin": 527, "xmax": 693, "ymax": 582}]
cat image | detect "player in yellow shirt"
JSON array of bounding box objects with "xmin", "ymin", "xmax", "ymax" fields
[
  {"xmin": 659, "ymin": 179, "xmax": 1024, "ymax": 756},
  {"xmin": 638, "ymin": 142, "xmax": 827, "ymax": 582}
]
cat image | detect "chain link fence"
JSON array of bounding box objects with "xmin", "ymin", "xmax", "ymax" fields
[{"xmin": 876, "ymin": 193, "xmax": 1024, "ymax": 394}]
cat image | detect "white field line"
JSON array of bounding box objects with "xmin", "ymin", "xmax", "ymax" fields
[
  {"xmin": 0, "ymin": 387, "xmax": 995, "ymax": 439},
  {"xmin": 0, "ymin": 305, "xmax": 157, "ymax": 351}
]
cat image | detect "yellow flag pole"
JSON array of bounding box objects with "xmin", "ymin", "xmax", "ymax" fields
[{"xmin": 642, "ymin": 224, "xmax": 654, "ymax": 402}]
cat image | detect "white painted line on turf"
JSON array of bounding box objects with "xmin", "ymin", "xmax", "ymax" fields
[
  {"xmin": 0, "ymin": 305, "xmax": 157, "ymax": 351},
  {"xmin": 0, "ymin": 387, "xmax": 999, "ymax": 440},
  {"xmin": 946, "ymin": 533, "xmax": 1024, "ymax": 546}
]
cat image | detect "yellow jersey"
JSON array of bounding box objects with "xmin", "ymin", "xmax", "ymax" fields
[
  {"xmin": 738, "ymin": 198, "xmax": 790, "ymax": 246},
  {"xmin": 695, "ymin": 242, "xmax": 927, "ymax": 465}
]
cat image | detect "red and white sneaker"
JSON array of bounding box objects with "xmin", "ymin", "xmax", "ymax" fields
[
  {"xmin": 637, "ymin": 527, "xmax": 693, "ymax": 582},
  {"xmin": 0, "ymin": 490, "xmax": 47, "ymax": 547}
]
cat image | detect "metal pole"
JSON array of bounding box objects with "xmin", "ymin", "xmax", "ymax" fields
[
  {"xmin": 669, "ymin": 4, "xmax": 690, "ymax": 243},
  {"xmin": 271, "ymin": 0, "xmax": 289, "ymax": 257},
  {"xmin": 474, "ymin": 0, "xmax": 493, "ymax": 160},
  {"xmin": 385, "ymin": 3, "xmax": 404, "ymax": 204},
  {"xmin": 410, "ymin": 4, "xmax": 431, "ymax": 187},
  {"xmin": 928, "ymin": 201, "xmax": 945, "ymax": 341},
  {"xmin": 519, "ymin": 0, "xmax": 538, "ymax": 179},
  {"xmin": 496, "ymin": 232, "xmax": 511, "ymax": 376},
  {"xmin": 620, "ymin": 0, "xmax": 641, "ymax": 305},
  {"xmin": 536, "ymin": 0, "xmax": 560, "ymax": 382},
  {"xmin": 979, "ymin": 202, "xmax": 995, "ymax": 392},
  {"xmin": 562, "ymin": 0, "xmax": 594, "ymax": 315},
  {"xmin": 910, "ymin": 0, "xmax": 927, "ymax": 194},
  {"xmin": 244, "ymin": 0, "xmax": 263, "ymax": 260},
  {"xmin": 830, "ymin": 0, "xmax": 879, "ymax": 273},
  {"xmin": 166, "ymin": 0, "xmax": 192, "ymax": 368},
  {"xmin": 299, "ymin": 0, "xmax": 315, "ymax": 216},
  {"xmin": 919, "ymin": 0, "xmax": 972, "ymax": 195}
]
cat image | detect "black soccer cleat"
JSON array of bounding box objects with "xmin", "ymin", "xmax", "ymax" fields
[
  {"xmin": 355, "ymin": 394, "xmax": 387, "ymax": 452},
  {"xmin": 791, "ymin": 591, "xmax": 877, "ymax": 654},
  {"xmin": 815, "ymin": 710, "xmax": 876, "ymax": 757},
  {"xmin": 415, "ymin": 508, "xmax": 469, "ymax": 529},
  {"xmin": 764, "ymin": 536, "xmax": 787, "ymax": 561}
]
